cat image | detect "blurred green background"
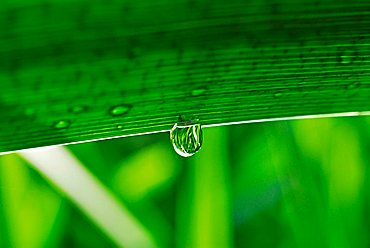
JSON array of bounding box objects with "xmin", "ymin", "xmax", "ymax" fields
[{"xmin": 1, "ymin": 116, "xmax": 370, "ymax": 248}]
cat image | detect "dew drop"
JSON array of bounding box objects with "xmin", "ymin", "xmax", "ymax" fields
[
  {"xmin": 53, "ymin": 120, "xmax": 71, "ymax": 129},
  {"xmin": 70, "ymin": 104, "xmax": 88, "ymax": 114},
  {"xmin": 109, "ymin": 104, "xmax": 132, "ymax": 116},
  {"xmin": 273, "ymin": 92, "xmax": 283, "ymax": 98},
  {"xmin": 170, "ymin": 120, "xmax": 203, "ymax": 157},
  {"xmin": 191, "ymin": 86, "xmax": 208, "ymax": 96},
  {"xmin": 340, "ymin": 56, "xmax": 352, "ymax": 64},
  {"xmin": 24, "ymin": 108, "xmax": 35, "ymax": 116},
  {"xmin": 347, "ymin": 81, "xmax": 360, "ymax": 90},
  {"xmin": 340, "ymin": 49, "xmax": 356, "ymax": 64}
]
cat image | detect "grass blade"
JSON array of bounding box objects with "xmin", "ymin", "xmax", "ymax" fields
[
  {"xmin": 20, "ymin": 147, "xmax": 157, "ymax": 248},
  {"xmin": 1, "ymin": 0, "xmax": 370, "ymax": 152}
]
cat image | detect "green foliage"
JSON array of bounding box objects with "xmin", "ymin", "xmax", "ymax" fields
[
  {"xmin": 1, "ymin": 0, "xmax": 369, "ymax": 247},
  {"xmin": 1, "ymin": 0, "xmax": 370, "ymax": 152}
]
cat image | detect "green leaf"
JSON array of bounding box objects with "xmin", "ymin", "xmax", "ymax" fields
[
  {"xmin": 1, "ymin": 0, "xmax": 370, "ymax": 153},
  {"xmin": 0, "ymin": 155, "xmax": 65, "ymax": 248},
  {"xmin": 176, "ymin": 127, "xmax": 232, "ymax": 248},
  {"xmin": 20, "ymin": 147, "xmax": 158, "ymax": 248}
]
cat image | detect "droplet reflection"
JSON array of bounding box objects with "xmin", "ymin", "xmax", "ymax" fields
[{"xmin": 170, "ymin": 120, "xmax": 203, "ymax": 157}]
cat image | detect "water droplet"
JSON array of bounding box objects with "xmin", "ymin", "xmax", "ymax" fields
[
  {"xmin": 24, "ymin": 108, "xmax": 35, "ymax": 116},
  {"xmin": 70, "ymin": 105, "xmax": 88, "ymax": 114},
  {"xmin": 347, "ymin": 81, "xmax": 360, "ymax": 90},
  {"xmin": 53, "ymin": 120, "xmax": 71, "ymax": 129},
  {"xmin": 116, "ymin": 124, "xmax": 124, "ymax": 130},
  {"xmin": 340, "ymin": 56, "xmax": 352, "ymax": 64},
  {"xmin": 273, "ymin": 92, "xmax": 283, "ymax": 98},
  {"xmin": 109, "ymin": 104, "xmax": 132, "ymax": 116},
  {"xmin": 170, "ymin": 120, "xmax": 203, "ymax": 157},
  {"xmin": 191, "ymin": 86, "xmax": 208, "ymax": 96},
  {"xmin": 340, "ymin": 49, "xmax": 356, "ymax": 64}
]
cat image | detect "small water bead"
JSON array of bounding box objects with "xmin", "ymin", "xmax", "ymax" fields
[
  {"xmin": 24, "ymin": 108, "xmax": 35, "ymax": 116},
  {"xmin": 170, "ymin": 120, "xmax": 203, "ymax": 157},
  {"xmin": 53, "ymin": 120, "xmax": 71, "ymax": 129},
  {"xmin": 273, "ymin": 92, "xmax": 283, "ymax": 98},
  {"xmin": 70, "ymin": 105, "xmax": 88, "ymax": 114},
  {"xmin": 340, "ymin": 49, "xmax": 356, "ymax": 64},
  {"xmin": 191, "ymin": 86, "xmax": 208, "ymax": 96},
  {"xmin": 347, "ymin": 81, "xmax": 360, "ymax": 90},
  {"xmin": 340, "ymin": 55, "xmax": 353, "ymax": 64},
  {"xmin": 116, "ymin": 124, "xmax": 124, "ymax": 130},
  {"xmin": 109, "ymin": 104, "xmax": 132, "ymax": 116}
]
